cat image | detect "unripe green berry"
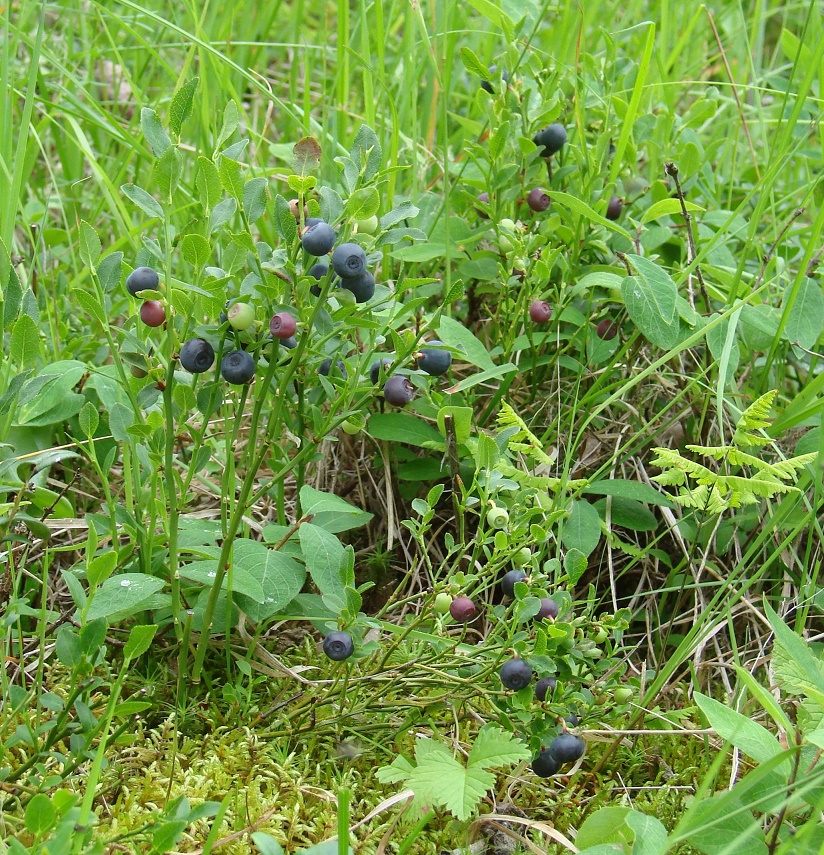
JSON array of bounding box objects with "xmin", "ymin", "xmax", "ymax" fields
[
  {"xmin": 434, "ymin": 593, "xmax": 453, "ymax": 615},
  {"xmin": 592, "ymin": 627, "xmax": 609, "ymax": 644},
  {"xmin": 356, "ymin": 215, "xmax": 379, "ymax": 234},
  {"xmin": 486, "ymin": 506, "xmax": 509, "ymax": 530},
  {"xmin": 227, "ymin": 302, "xmax": 255, "ymax": 331},
  {"xmin": 512, "ymin": 547, "xmax": 532, "ymax": 567},
  {"xmin": 613, "ymin": 686, "xmax": 633, "ymax": 704}
]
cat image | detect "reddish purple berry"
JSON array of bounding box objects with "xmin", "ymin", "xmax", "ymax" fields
[
  {"xmin": 529, "ymin": 300, "xmax": 552, "ymax": 323},
  {"xmin": 449, "ymin": 596, "xmax": 477, "ymax": 622},
  {"xmin": 139, "ymin": 300, "xmax": 166, "ymax": 327},
  {"xmin": 596, "ymin": 318, "xmax": 618, "ymax": 340},
  {"xmin": 527, "ymin": 187, "xmax": 551, "ymax": 212},
  {"xmin": 270, "ymin": 312, "xmax": 297, "ymax": 339}
]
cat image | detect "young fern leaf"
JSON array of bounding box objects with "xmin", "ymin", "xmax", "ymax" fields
[
  {"xmin": 651, "ymin": 390, "xmax": 815, "ymax": 514},
  {"xmin": 496, "ymin": 402, "xmax": 554, "ymax": 465}
]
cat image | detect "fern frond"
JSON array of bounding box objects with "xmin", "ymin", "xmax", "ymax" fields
[
  {"xmin": 496, "ymin": 402, "xmax": 554, "ymax": 465},
  {"xmin": 773, "ymin": 453, "xmax": 819, "ymax": 475},
  {"xmin": 733, "ymin": 390, "xmax": 778, "ymax": 447}
]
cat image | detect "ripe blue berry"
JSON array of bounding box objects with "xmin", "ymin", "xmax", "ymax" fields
[
  {"xmin": 500, "ymin": 569, "xmax": 526, "ymax": 598},
  {"xmin": 533, "ymin": 123, "xmax": 567, "ymax": 157},
  {"xmin": 500, "ymin": 658, "xmax": 533, "ymax": 691},
  {"xmin": 535, "ymin": 677, "xmax": 556, "ymax": 702},
  {"xmin": 126, "ymin": 266, "xmax": 159, "ymax": 296},
  {"xmin": 331, "ymin": 242, "xmax": 367, "ymax": 279},
  {"xmin": 606, "ymin": 196, "xmax": 623, "ymax": 220},
  {"xmin": 417, "ymin": 341, "xmax": 451, "ymax": 376},
  {"xmin": 319, "ymin": 358, "xmax": 347, "ymax": 379},
  {"xmin": 549, "ymin": 733, "xmax": 585, "ymax": 764},
  {"xmin": 531, "ymin": 750, "xmax": 561, "ymax": 778},
  {"xmin": 369, "ymin": 358, "xmax": 394, "ymax": 385},
  {"xmin": 536, "ymin": 598, "xmax": 558, "ymax": 620},
  {"xmin": 480, "ymin": 66, "xmax": 509, "ymax": 94},
  {"xmin": 340, "ymin": 269, "xmax": 375, "ymax": 303},
  {"xmin": 301, "ymin": 221, "xmax": 336, "ymax": 256},
  {"xmin": 221, "ymin": 350, "xmax": 256, "ymax": 384},
  {"xmin": 383, "ymin": 375, "xmax": 415, "ymax": 407},
  {"xmin": 179, "ymin": 338, "xmax": 215, "ymax": 374},
  {"xmin": 322, "ymin": 630, "xmax": 355, "ymax": 661}
]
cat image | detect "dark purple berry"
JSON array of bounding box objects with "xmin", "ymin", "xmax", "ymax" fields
[
  {"xmin": 606, "ymin": 196, "xmax": 623, "ymax": 220},
  {"xmin": 416, "ymin": 341, "xmax": 451, "ymax": 376},
  {"xmin": 499, "ymin": 658, "xmax": 533, "ymax": 691},
  {"xmin": 536, "ymin": 598, "xmax": 559, "ymax": 620},
  {"xmin": 340, "ymin": 269, "xmax": 375, "ymax": 303},
  {"xmin": 383, "ymin": 375, "xmax": 415, "ymax": 407},
  {"xmin": 527, "ymin": 187, "xmax": 551, "ymax": 212},
  {"xmin": 531, "ymin": 749, "xmax": 561, "ymax": 778},
  {"xmin": 322, "ymin": 630, "xmax": 354, "ymax": 661},
  {"xmin": 126, "ymin": 266, "xmax": 159, "ymax": 296},
  {"xmin": 500, "ymin": 569, "xmax": 526, "ymax": 598},
  {"xmin": 319, "ymin": 358, "xmax": 347, "ymax": 379},
  {"xmin": 476, "ymin": 192, "xmax": 490, "ymax": 218},
  {"xmin": 480, "ymin": 66, "xmax": 508, "ymax": 94},
  {"xmin": 596, "ymin": 318, "xmax": 618, "ymax": 340},
  {"xmin": 301, "ymin": 221, "xmax": 336, "ymax": 256},
  {"xmin": 533, "ymin": 123, "xmax": 567, "ymax": 157},
  {"xmin": 369, "ymin": 358, "xmax": 394, "ymax": 385},
  {"xmin": 449, "ymin": 596, "xmax": 477, "ymax": 622},
  {"xmin": 179, "ymin": 338, "xmax": 215, "ymax": 374},
  {"xmin": 535, "ymin": 677, "xmax": 556, "ymax": 702},
  {"xmin": 221, "ymin": 350, "xmax": 256, "ymax": 384},
  {"xmin": 529, "ymin": 300, "xmax": 552, "ymax": 323},
  {"xmin": 549, "ymin": 733, "xmax": 585, "ymax": 765},
  {"xmin": 331, "ymin": 242, "xmax": 367, "ymax": 278}
]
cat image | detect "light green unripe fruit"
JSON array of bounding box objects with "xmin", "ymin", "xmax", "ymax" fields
[
  {"xmin": 434, "ymin": 593, "xmax": 453, "ymax": 614},
  {"xmin": 613, "ymin": 686, "xmax": 633, "ymax": 704},
  {"xmin": 227, "ymin": 302, "xmax": 255, "ymax": 331},
  {"xmin": 486, "ymin": 506, "xmax": 509, "ymax": 530},
  {"xmin": 512, "ymin": 547, "xmax": 532, "ymax": 567},
  {"xmin": 356, "ymin": 215, "xmax": 379, "ymax": 234}
]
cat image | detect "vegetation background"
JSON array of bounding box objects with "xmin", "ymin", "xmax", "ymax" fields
[{"xmin": 0, "ymin": 0, "xmax": 822, "ymax": 853}]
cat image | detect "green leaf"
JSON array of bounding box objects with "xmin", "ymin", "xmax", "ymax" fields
[
  {"xmin": 10, "ymin": 314, "xmax": 39, "ymax": 368},
  {"xmin": 380, "ymin": 200, "xmax": 419, "ymax": 230},
  {"xmin": 122, "ymin": 183, "xmax": 164, "ymax": 220},
  {"xmin": 444, "ymin": 363, "xmax": 518, "ymax": 393},
  {"xmin": 639, "ymin": 198, "xmax": 704, "ymax": 224},
  {"xmin": 232, "ymin": 539, "xmax": 306, "ymax": 622},
  {"xmin": 488, "ymin": 121, "xmax": 510, "ymax": 161},
  {"xmin": 625, "ymin": 255, "xmax": 678, "ymax": 322},
  {"xmin": 407, "ymin": 750, "xmax": 494, "ymax": 821},
  {"xmin": 437, "ymin": 315, "xmax": 495, "ymax": 371},
  {"xmin": 251, "ymin": 832, "xmax": 285, "ymax": 855},
  {"xmin": 694, "ymin": 692, "xmax": 783, "ymax": 765},
  {"xmin": 97, "ymin": 251, "xmax": 123, "ymax": 293},
  {"xmin": 219, "ymin": 154, "xmax": 244, "ymax": 200},
  {"xmin": 123, "ymin": 624, "xmax": 157, "ymax": 660},
  {"xmin": 550, "ymin": 191, "xmax": 633, "ymax": 240},
  {"xmin": 24, "ymin": 794, "xmax": 56, "ymax": 835},
  {"xmin": 460, "ymin": 46, "xmax": 488, "ymax": 78},
  {"xmin": 55, "ymin": 625, "xmax": 82, "ymax": 667},
  {"xmin": 466, "ymin": 724, "xmax": 530, "ymax": 770},
  {"xmin": 627, "ymin": 812, "xmax": 668, "ymax": 855},
  {"xmin": 216, "ymin": 100, "xmax": 239, "ymax": 150},
  {"xmin": 273, "ymin": 194, "xmax": 297, "ymax": 243},
  {"xmin": 243, "ymin": 177, "xmax": 268, "ymax": 223},
  {"xmin": 677, "ymin": 790, "xmax": 768, "ymax": 855},
  {"xmin": 169, "ymin": 77, "xmax": 199, "ymax": 138},
  {"xmin": 764, "ymin": 601, "xmax": 824, "ymax": 710},
  {"xmin": 87, "ymin": 552, "xmax": 118, "ymax": 589},
  {"xmin": 564, "ymin": 548, "xmax": 588, "ymax": 584},
  {"xmin": 298, "ymin": 524, "xmax": 346, "ymax": 600},
  {"xmin": 368, "ymin": 413, "xmax": 444, "ymax": 449},
  {"xmin": 180, "ymin": 234, "xmax": 212, "ymax": 269},
  {"xmin": 152, "ymin": 145, "xmax": 183, "ymax": 199},
  {"xmin": 210, "ymin": 197, "xmax": 238, "ymax": 233},
  {"xmin": 298, "ymin": 485, "xmax": 373, "ymax": 533},
  {"xmin": 196, "ymin": 157, "xmax": 223, "ymax": 212},
  {"xmin": 437, "ymin": 406, "xmax": 473, "ymax": 445},
  {"xmin": 141, "ymin": 107, "xmax": 171, "ymax": 156},
  {"xmin": 350, "ymin": 123, "xmax": 382, "ymax": 183},
  {"xmin": 85, "ymin": 573, "xmax": 165, "ymax": 622},
  {"xmin": 78, "ymin": 220, "xmax": 102, "ymax": 269},
  {"xmin": 783, "ymin": 277, "xmax": 824, "ymax": 350},
  {"xmin": 465, "ymin": 0, "xmax": 513, "ymax": 28},
  {"xmin": 376, "ymin": 754, "xmax": 415, "ymax": 785},
  {"xmin": 561, "ymin": 500, "xmax": 602, "ymax": 556},
  {"xmin": 345, "ymin": 186, "xmax": 380, "ymax": 221},
  {"xmin": 621, "ymin": 275, "xmax": 680, "ymax": 349},
  {"xmin": 582, "ymin": 479, "xmax": 674, "ymax": 507},
  {"xmin": 576, "ymin": 807, "xmax": 633, "ymax": 849}
]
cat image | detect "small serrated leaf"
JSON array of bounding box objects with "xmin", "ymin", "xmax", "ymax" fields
[
  {"xmin": 122, "ymin": 184, "xmax": 164, "ymax": 220},
  {"xmin": 78, "ymin": 221, "xmax": 102, "ymax": 269},
  {"xmin": 169, "ymin": 77, "xmax": 199, "ymax": 138},
  {"xmin": 466, "ymin": 725, "xmax": 530, "ymax": 770},
  {"xmin": 140, "ymin": 107, "xmax": 171, "ymax": 156},
  {"xmin": 292, "ymin": 136, "xmax": 322, "ymax": 176},
  {"xmin": 459, "ymin": 46, "xmax": 489, "ymax": 79}
]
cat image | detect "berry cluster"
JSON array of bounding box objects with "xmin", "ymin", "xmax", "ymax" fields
[
  {"xmin": 127, "ymin": 267, "xmax": 166, "ymax": 329},
  {"xmin": 531, "ymin": 732, "xmax": 586, "ymax": 778}
]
